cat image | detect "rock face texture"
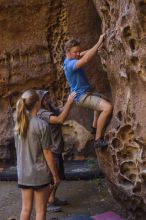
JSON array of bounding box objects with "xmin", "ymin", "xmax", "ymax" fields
[
  {"xmin": 92, "ymin": 0, "xmax": 146, "ymax": 219},
  {"xmin": 0, "ymin": 0, "xmax": 51, "ymax": 166}
]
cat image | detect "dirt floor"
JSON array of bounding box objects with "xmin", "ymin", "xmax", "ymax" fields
[{"xmin": 0, "ymin": 178, "xmax": 122, "ymax": 220}]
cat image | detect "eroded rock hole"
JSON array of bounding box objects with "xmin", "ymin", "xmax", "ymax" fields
[
  {"xmin": 117, "ymin": 111, "xmax": 123, "ymax": 121},
  {"xmin": 129, "ymin": 39, "xmax": 138, "ymax": 52},
  {"xmin": 112, "ymin": 138, "xmax": 122, "ymax": 148},
  {"xmin": 123, "ymin": 26, "xmax": 131, "ymax": 38},
  {"xmin": 117, "ymin": 145, "xmax": 138, "ymax": 161},
  {"xmin": 104, "ymin": 1, "xmax": 110, "ymax": 10},
  {"xmin": 118, "ymin": 125, "xmax": 134, "ymax": 141},
  {"xmin": 120, "ymin": 161, "xmax": 138, "ymax": 181},
  {"xmin": 139, "ymin": 1, "xmax": 146, "ymax": 15}
]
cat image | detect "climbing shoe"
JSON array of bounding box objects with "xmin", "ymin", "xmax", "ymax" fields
[
  {"xmin": 94, "ymin": 139, "xmax": 108, "ymax": 149},
  {"xmin": 47, "ymin": 203, "xmax": 62, "ymax": 213}
]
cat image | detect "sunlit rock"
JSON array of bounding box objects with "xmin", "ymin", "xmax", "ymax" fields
[{"xmin": 93, "ymin": 0, "xmax": 146, "ymax": 219}]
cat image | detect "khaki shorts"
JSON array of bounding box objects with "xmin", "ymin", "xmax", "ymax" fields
[{"xmin": 77, "ymin": 92, "xmax": 102, "ymax": 111}]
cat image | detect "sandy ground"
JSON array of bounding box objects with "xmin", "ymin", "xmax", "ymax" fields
[{"xmin": 0, "ymin": 178, "xmax": 122, "ymax": 220}]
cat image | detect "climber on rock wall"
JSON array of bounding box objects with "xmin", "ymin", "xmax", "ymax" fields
[{"xmin": 63, "ymin": 34, "xmax": 112, "ymax": 149}]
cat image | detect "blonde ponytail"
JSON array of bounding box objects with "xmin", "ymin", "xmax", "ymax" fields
[
  {"xmin": 15, "ymin": 90, "xmax": 39, "ymax": 138},
  {"xmin": 15, "ymin": 98, "xmax": 29, "ymax": 138}
]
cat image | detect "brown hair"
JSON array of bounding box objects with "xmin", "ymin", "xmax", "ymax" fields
[
  {"xmin": 64, "ymin": 38, "xmax": 80, "ymax": 53},
  {"xmin": 15, "ymin": 90, "xmax": 39, "ymax": 138}
]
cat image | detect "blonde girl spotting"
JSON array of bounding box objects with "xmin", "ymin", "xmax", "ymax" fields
[{"xmin": 14, "ymin": 90, "xmax": 60, "ymax": 220}]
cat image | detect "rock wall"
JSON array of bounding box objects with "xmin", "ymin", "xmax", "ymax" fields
[
  {"xmin": 0, "ymin": 0, "xmax": 52, "ymax": 166},
  {"xmin": 93, "ymin": 0, "xmax": 146, "ymax": 219}
]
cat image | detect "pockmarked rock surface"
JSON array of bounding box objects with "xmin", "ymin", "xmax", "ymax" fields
[{"xmin": 92, "ymin": 0, "xmax": 146, "ymax": 219}]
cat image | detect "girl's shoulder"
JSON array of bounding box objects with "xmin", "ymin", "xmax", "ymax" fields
[{"xmin": 30, "ymin": 116, "xmax": 49, "ymax": 131}]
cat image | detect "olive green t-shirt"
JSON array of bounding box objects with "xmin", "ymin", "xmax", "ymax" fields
[
  {"xmin": 37, "ymin": 109, "xmax": 64, "ymax": 155},
  {"xmin": 15, "ymin": 116, "xmax": 52, "ymax": 186}
]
